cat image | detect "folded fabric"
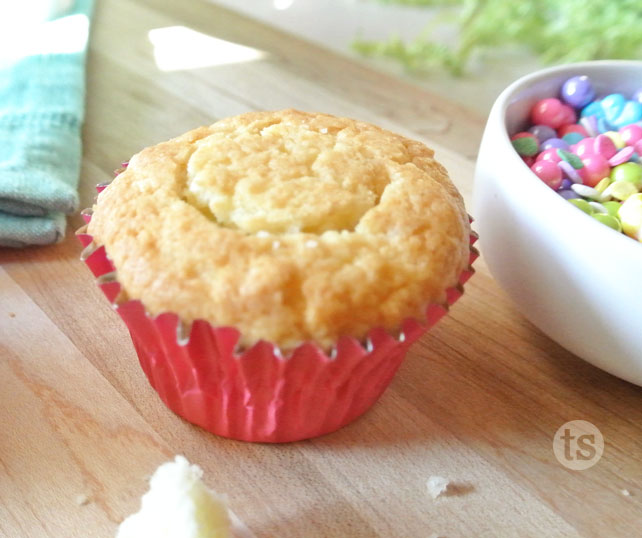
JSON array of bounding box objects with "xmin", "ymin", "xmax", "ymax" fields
[{"xmin": 0, "ymin": 0, "xmax": 93, "ymax": 248}]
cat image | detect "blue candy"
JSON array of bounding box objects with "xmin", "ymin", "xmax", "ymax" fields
[
  {"xmin": 599, "ymin": 93, "xmax": 642, "ymax": 129},
  {"xmin": 581, "ymin": 100, "xmax": 605, "ymax": 120},
  {"xmin": 562, "ymin": 132, "xmax": 584, "ymax": 144}
]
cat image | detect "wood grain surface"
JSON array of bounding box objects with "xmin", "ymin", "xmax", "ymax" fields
[{"xmin": 1, "ymin": 1, "xmax": 641, "ymax": 537}]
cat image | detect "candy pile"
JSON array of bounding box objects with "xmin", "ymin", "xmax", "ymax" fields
[{"xmin": 511, "ymin": 75, "xmax": 642, "ymax": 243}]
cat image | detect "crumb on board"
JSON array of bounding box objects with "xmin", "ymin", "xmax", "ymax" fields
[
  {"xmin": 8, "ymin": 312, "xmax": 15, "ymax": 318},
  {"xmin": 75, "ymin": 494, "xmax": 90, "ymax": 506},
  {"xmin": 621, "ymin": 489, "xmax": 631, "ymax": 496},
  {"xmin": 426, "ymin": 476, "xmax": 450, "ymax": 500}
]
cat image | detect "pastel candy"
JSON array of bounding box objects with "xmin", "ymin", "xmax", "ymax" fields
[
  {"xmin": 619, "ymin": 124, "xmax": 642, "ymax": 146},
  {"xmin": 516, "ymin": 74, "xmax": 642, "ymax": 241},
  {"xmin": 601, "ymin": 93, "xmax": 626, "ymax": 118},
  {"xmin": 592, "ymin": 213, "xmax": 622, "ymax": 232},
  {"xmin": 593, "ymin": 134, "xmax": 617, "ymax": 159},
  {"xmin": 618, "ymin": 193, "xmax": 642, "ymax": 241},
  {"xmin": 608, "ymin": 146, "xmax": 635, "ymax": 167},
  {"xmin": 581, "ymin": 101, "xmax": 605, "ymax": 120},
  {"xmin": 528, "ymin": 124, "xmax": 557, "ymax": 143},
  {"xmin": 610, "ymin": 100, "xmax": 642, "ymax": 129},
  {"xmin": 561, "ymin": 75, "xmax": 595, "ymax": 108}
]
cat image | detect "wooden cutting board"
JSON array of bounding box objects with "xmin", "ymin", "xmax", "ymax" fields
[{"xmin": 1, "ymin": 1, "xmax": 641, "ymax": 537}]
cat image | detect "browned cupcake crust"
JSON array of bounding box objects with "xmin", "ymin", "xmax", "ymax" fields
[{"xmin": 88, "ymin": 109, "xmax": 470, "ymax": 350}]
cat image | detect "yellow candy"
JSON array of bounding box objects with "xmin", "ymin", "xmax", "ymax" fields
[
  {"xmin": 618, "ymin": 193, "xmax": 642, "ymax": 241},
  {"xmin": 604, "ymin": 131, "xmax": 626, "ymax": 149},
  {"xmin": 594, "ymin": 177, "xmax": 611, "ymax": 193},
  {"xmin": 603, "ymin": 180, "xmax": 638, "ymax": 201}
]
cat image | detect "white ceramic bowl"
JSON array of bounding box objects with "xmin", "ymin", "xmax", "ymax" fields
[{"xmin": 474, "ymin": 60, "xmax": 642, "ymax": 386}]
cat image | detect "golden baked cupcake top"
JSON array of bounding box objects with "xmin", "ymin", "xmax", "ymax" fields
[{"xmin": 88, "ymin": 110, "xmax": 470, "ymax": 351}]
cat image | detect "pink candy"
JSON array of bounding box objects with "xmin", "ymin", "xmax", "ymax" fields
[
  {"xmin": 531, "ymin": 98, "xmax": 577, "ymax": 129},
  {"xmin": 558, "ymin": 123, "xmax": 588, "ymax": 138},
  {"xmin": 609, "ymin": 146, "xmax": 635, "ymax": 166},
  {"xmin": 620, "ymin": 124, "xmax": 642, "ymax": 146},
  {"xmin": 579, "ymin": 155, "xmax": 610, "ymax": 187},
  {"xmin": 531, "ymin": 159, "xmax": 562, "ymax": 189},
  {"xmin": 573, "ymin": 137, "xmax": 595, "ymax": 158},
  {"xmin": 519, "ymin": 81, "xmax": 642, "ymax": 195},
  {"xmin": 536, "ymin": 148, "xmax": 563, "ymax": 163},
  {"xmin": 593, "ymin": 134, "xmax": 617, "ymax": 159}
]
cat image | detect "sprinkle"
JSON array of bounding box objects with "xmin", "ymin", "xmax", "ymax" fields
[{"xmin": 319, "ymin": 127, "xmax": 328, "ymax": 134}]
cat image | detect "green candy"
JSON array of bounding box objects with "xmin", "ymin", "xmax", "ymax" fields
[
  {"xmin": 557, "ymin": 149, "xmax": 583, "ymax": 169},
  {"xmin": 511, "ymin": 136, "xmax": 538, "ymax": 156},
  {"xmin": 610, "ymin": 162, "xmax": 642, "ymax": 189},
  {"xmin": 602, "ymin": 201, "xmax": 622, "ymax": 217},
  {"xmin": 592, "ymin": 213, "xmax": 622, "ymax": 232},
  {"xmin": 568, "ymin": 198, "xmax": 594, "ymax": 214}
]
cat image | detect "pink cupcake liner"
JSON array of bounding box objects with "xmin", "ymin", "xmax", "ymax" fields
[{"xmin": 78, "ymin": 183, "xmax": 478, "ymax": 443}]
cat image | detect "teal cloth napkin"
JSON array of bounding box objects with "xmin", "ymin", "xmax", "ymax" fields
[{"xmin": 0, "ymin": 0, "xmax": 93, "ymax": 248}]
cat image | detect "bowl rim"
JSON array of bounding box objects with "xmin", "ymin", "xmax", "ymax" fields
[{"xmin": 488, "ymin": 60, "xmax": 642, "ymax": 256}]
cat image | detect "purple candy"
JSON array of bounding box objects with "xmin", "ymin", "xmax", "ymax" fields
[
  {"xmin": 559, "ymin": 178, "xmax": 573, "ymax": 190},
  {"xmin": 558, "ymin": 189, "xmax": 581, "ymax": 200},
  {"xmin": 557, "ymin": 160, "xmax": 583, "ymax": 183},
  {"xmin": 561, "ymin": 75, "xmax": 595, "ymax": 108},
  {"xmin": 528, "ymin": 124, "xmax": 557, "ymax": 143},
  {"xmin": 632, "ymin": 88, "xmax": 642, "ymax": 105},
  {"xmin": 580, "ymin": 115, "xmax": 599, "ymax": 137},
  {"xmin": 541, "ymin": 137, "xmax": 570, "ymax": 151}
]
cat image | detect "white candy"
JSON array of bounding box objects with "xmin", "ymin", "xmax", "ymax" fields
[
  {"xmin": 588, "ymin": 201, "xmax": 608, "ymax": 214},
  {"xmin": 571, "ymin": 183, "xmax": 608, "ymax": 202}
]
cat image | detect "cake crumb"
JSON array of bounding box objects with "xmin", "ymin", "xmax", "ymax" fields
[
  {"xmin": 305, "ymin": 240, "xmax": 318, "ymax": 248},
  {"xmin": 621, "ymin": 489, "xmax": 631, "ymax": 496},
  {"xmin": 116, "ymin": 456, "xmax": 231, "ymax": 538},
  {"xmin": 8, "ymin": 312, "xmax": 15, "ymax": 318},
  {"xmin": 256, "ymin": 230, "xmax": 269, "ymax": 238},
  {"xmin": 426, "ymin": 476, "xmax": 450, "ymax": 500},
  {"xmin": 272, "ymin": 240, "xmax": 281, "ymax": 250},
  {"xmin": 75, "ymin": 494, "xmax": 90, "ymax": 506}
]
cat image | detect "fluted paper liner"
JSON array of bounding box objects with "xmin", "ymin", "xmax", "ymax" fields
[{"xmin": 78, "ymin": 184, "xmax": 478, "ymax": 442}]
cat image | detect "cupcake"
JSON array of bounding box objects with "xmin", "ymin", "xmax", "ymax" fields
[{"xmin": 78, "ymin": 109, "xmax": 476, "ymax": 442}]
